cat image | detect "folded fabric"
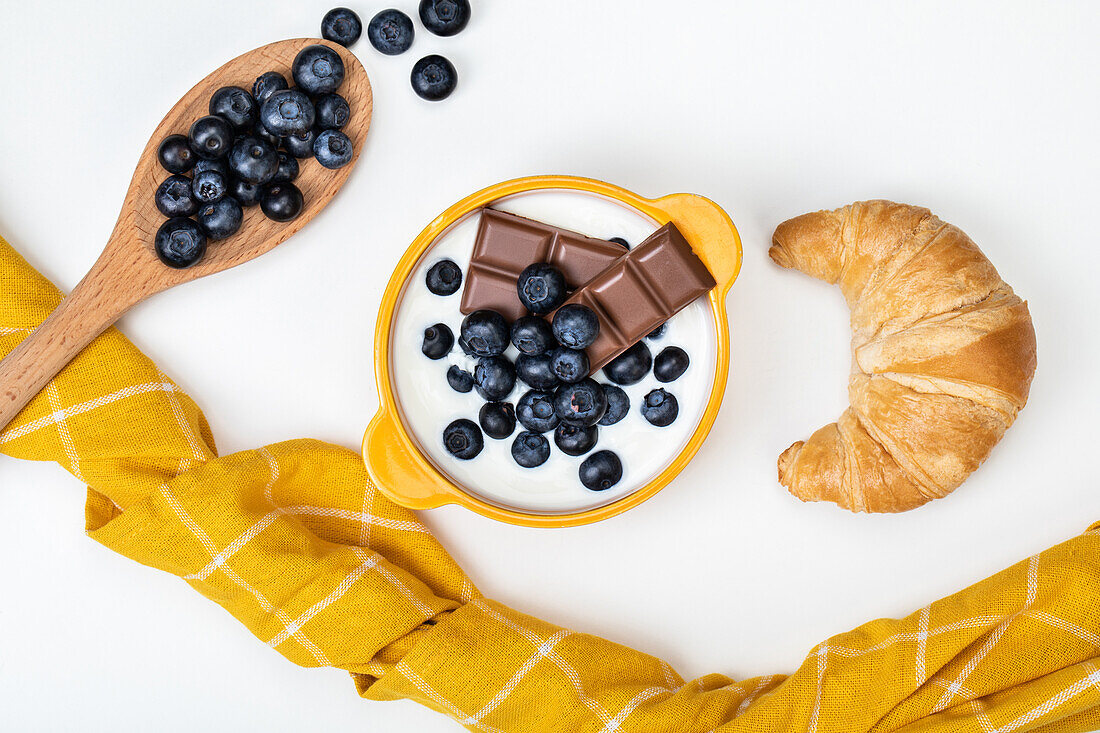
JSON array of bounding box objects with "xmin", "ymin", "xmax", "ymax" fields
[{"xmin": 2, "ymin": 234, "xmax": 1099, "ymax": 732}]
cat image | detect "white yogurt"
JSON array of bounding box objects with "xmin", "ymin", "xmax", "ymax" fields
[{"xmin": 390, "ymin": 190, "xmax": 717, "ymax": 514}]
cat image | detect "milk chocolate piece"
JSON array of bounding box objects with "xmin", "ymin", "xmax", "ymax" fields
[
  {"xmin": 559, "ymin": 222, "xmax": 716, "ymax": 373},
  {"xmin": 460, "ymin": 209, "xmax": 627, "ymax": 321}
]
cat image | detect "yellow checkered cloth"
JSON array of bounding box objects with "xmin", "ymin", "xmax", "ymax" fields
[{"xmin": 3, "ymin": 235, "xmax": 1100, "ymax": 732}]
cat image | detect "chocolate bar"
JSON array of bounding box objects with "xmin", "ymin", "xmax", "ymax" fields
[
  {"xmin": 460, "ymin": 209, "xmax": 627, "ymax": 321},
  {"xmin": 557, "ymin": 222, "xmax": 716, "ymax": 372}
]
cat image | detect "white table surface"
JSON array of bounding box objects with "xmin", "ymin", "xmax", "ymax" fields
[{"xmin": 1, "ymin": 1, "xmax": 1098, "ymax": 730}]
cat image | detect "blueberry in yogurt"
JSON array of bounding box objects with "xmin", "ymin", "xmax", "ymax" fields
[
  {"xmin": 367, "ymin": 9, "xmax": 415, "ymax": 55},
  {"xmin": 654, "ymin": 346, "xmax": 690, "ymax": 383},
  {"xmin": 511, "ymin": 431, "xmax": 550, "ymax": 468},
  {"xmin": 609, "ymin": 236, "xmax": 630, "ymax": 250},
  {"xmin": 155, "ymin": 175, "xmax": 198, "ymax": 217},
  {"xmin": 229, "ymin": 136, "xmax": 279, "ymax": 184},
  {"xmin": 516, "ymin": 390, "xmax": 560, "ymax": 433},
  {"xmin": 460, "ymin": 310, "xmax": 509, "ymax": 357},
  {"xmin": 474, "ymin": 356, "xmax": 516, "ymax": 401},
  {"xmin": 443, "ymin": 418, "xmax": 483, "ymax": 460},
  {"xmin": 157, "ymin": 134, "xmax": 195, "ymax": 174},
  {"xmin": 209, "ymin": 86, "xmax": 257, "ymax": 131},
  {"xmin": 552, "ymin": 304, "xmax": 600, "ymax": 349},
  {"xmin": 553, "ymin": 379, "xmax": 607, "ymax": 427},
  {"xmin": 647, "ymin": 323, "xmax": 666, "ymax": 340},
  {"xmin": 421, "ymin": 323, "xmax": 454, "ymax": 359},
  {"xmin": 603, "ymin": 341, "xmax": 652, "ymax": 386},
  {"xmin": 292, "ymin": 44, "xmax": 345, "ymax": 96},
  {"xmin": 197, "ymin": 198, "xmax": 243, "ymax": 241},
  {"xmin": 554, "ymin": 423, "xmax": 598, "ymax": 457},
  {"xmin": 446, "ymin": 365, "xmax": 474, "ymax": 393},
  {"xmin": 511, "ymin": 316, "xmax": 555, "ymax": 355},
  {"xmin": 322, "ymin": 7, "xmax": 363, "ymax": 47},
  {"xmin": 189, "ymin": 115, "xmax": 234, "ymax": 160},
  {"xmin": 549, "ymin": 347, "xmax": 589, "ymax": 384},
  {"xmin": 260, "ymin": 90, "xmax": 316, "ymax": 137},
  {"xmin": 517, "ymin": 263, "xmax": 566, "ymax": 315},
  {"xmin": 426, "ymin": 259, "xmax": 463, "ymax": 296},
  {"xmin": 598, "ymin": 385, "xmax": 629, "ymax": 427},
  {"xmin": 515, "ymin": 353, "xmax": 559, "ymax": 391},
  {"xmin": 579, "ymin": 450, "xmax": 623, "ymax": 491},
  {"xmin": 479, "ymin": 402, "xmax": 516, "ymax": 440},
  {"xmin": 641, "ymin": 388, "xmax": 679, "ymax": 427}
]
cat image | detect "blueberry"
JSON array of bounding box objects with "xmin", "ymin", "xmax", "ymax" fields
[
  {"xmin": 552, "ymin": 304, "xmax": 600, "ymax": 349},
  {"xmin": 554, "ymin": 423, "xmax": 598, "ymax": 457},
  {"xmin": 189, "ymin": 115, "xmax": 234, "ymax": 160},
  {"xmin": 260, "ymin": 90, "xmax": 316, "ymax": 137},
  {"xmin": 598, "ymin": 385, "xmax": 630, "ymax": 426},
  {"xmin": 641, "ymin": 389, "xmax": 679, "ymax": 427},
  {"xmin": 426, "ymin": 259, "xmax": 462, "ymax": 295},
  {"xmin": 282, "ymin": 130, "xmax": 317, "ymax": 159},
  {"xmin": 579, "ymin": 450, "xmax": 622, "ymax": 491},
  {"xmin": 654, "ymin": 346, "xmax": 690, "ymax": 383},
  {"xmin": 252, "ymin": 71, "xmax": 289, "ymax": 103},
  {"xmin": 313, "ymin": 129, "xmax": 353, "ymax": 169},
  {"xmin": 315, "ymin": 93, "xmax": 351, "ymax": 130},
  {"xmin": 460, "ymin": 310, "xmax": 509, "ymax": 357},
  {"xmin": 479, "ymin": 402, "xmax": 516, "ymax": 440},
  {"xmin": 602, "ymin": 341, "xmax": 652, "ymax": 385},
  {"xmin": 511, "ymin": 431, "xmax": 550, "ymax": 468},
  {"xmin": 232, "ymin": 179, "xmax": 264, "ymax": 207},
  {"xmin": 193, "ymin": 158, "xmax": 228, "ymax": 178},
  {"xmin": 209, "ymin": 86, "xmax": 257, "ymax": 131},
  {"xmin": 421, "ymin": 323, "xmax": 454, "ymax": 359},
  {"xmin": 443, "ymin": 418, "xmax": 483, "ymax": 460},
  {"xmin": 516, "ymin": 390, "xmax": 560, "ymax": 433},
  {"xmin": 446, "ymin": 365, "xmax": 474, "ymax": 393},
  {"xmin": 322, "ymin": 7, "xmax": 363, "ymax": 47},
  {"xmin": 368, "ymin": 9, "xmax": 415, "ymax": 55},
  {"xmin": 419, "ymin": 0, "xmax": 471, "ymax": 37},
  {"xmin": 515, "ymin": 353, "xmax": 559, "ymax": 391},
  {"xmin": 646, "ymin": 323, "xmax": 666, "ymax": 340},
  {"xmin": 197, "ymin": 197, "xmax": 243, "ymax": 241},
  {"xmin": 272, "ymin": 151, "xmax": 299, "ymax": 183},
  {"xmin": 411, "ymin": 54, "xmax": 458, "ymax": 101},
  {"xmin": 252, "ymin": 122, "xmax": 280, "ymax": 148},
  {"xmin": 191, "ymin": 169, "xmax": 228, "ymax": 204},
  {"xmin": 154, "ymin": 218, "xmax": 207, "ymax": 269},
  {"xmin": 549, "ymin": 347, "xmax": 589, "ymax": 384},
  {"xmin": 292, "ymin": 44, "xmax": 345, "ymax": 96},
  {"xmin": 609, "ymin": 237, "xmax": 630, "ymax": 250},
  {"xmin": 553, "ymin": 379, "xmax": 607, "ymax": 427},
  {"xmin": 517, "ymin": 263, "xmax": 566, "ymax": 315},
  {"xmin": 510, "ymin": 316, "xmax": 555, "ymax": 355},
  {"xmin": 474, "ymin": 356, "xmax": 516, "ymax": 401},
  {"xmin": 261, "ymin": 182, "xmax": 304, "ymax": 222},
  {"xmin": 229, "ymin": 136, "xmax": 279, "ymax": 184},
  {"xmin": 157, "ymin": 134, "xmax": 195, "ymax": 174},
  {"xmin": 155, "ymin": 175, "xmax": 197, "ymax": 217}
]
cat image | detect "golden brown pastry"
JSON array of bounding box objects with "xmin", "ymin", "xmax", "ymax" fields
[{"xmin": 770, "ymin": 201, "xmax": 1037, "ymax": 513}]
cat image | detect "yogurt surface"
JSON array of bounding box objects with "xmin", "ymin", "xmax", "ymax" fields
[{"xmin": 390, "ymin": 190, "xmax": 717, "ymax": 514}]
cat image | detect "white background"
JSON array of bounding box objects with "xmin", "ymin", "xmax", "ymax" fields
[{"xmin": 1, "ymin": 1, "xmax": 1098, "ymax": 730}]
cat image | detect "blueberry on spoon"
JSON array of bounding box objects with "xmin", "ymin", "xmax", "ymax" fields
[
  {"xmin": 155, "ymin": 175, "xmax": 198, "ymax": 217},
  {"xmin": 312, "ymin": 129, "xmax": 354, "ymax": 169},
  {"xmin": 209, "ymin": 86, "xmax": 257, "ymax": 131},
  {"xmin": 252, "ymin": 71, "xmax": 289, "ymax": 103},
  {"xmin": 157, "ymin": 134, "xmax": 195, "ymax": 174},
  {"xmin": 315, "ymin": 93, "xmax": 351, "ymax": 130},
  {"xmin": 229, "ymin": 136, "xmax": 279, "ymax": 184},
  {"xmin": 189, "ymin": 115, "xmax": 234, "ymax": 160},
  {"xmin": 292, "ymin": 44, "xmax": 345, "ymax": 96},
  {"xmin": 197, "ymin": 198, "xmax": 243, "ymax": 241},
  {"xmin": 154, "ymin": 218, "xmax": 207, "ymax": 269},
  {"xmin": 260, "ymin": 182, "xmax": 303, "ymax": 222}
]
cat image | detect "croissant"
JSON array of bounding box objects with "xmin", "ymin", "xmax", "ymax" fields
[{"xmin": 769, "ymin": 201, "xmax": 1037, "ymax": 513}]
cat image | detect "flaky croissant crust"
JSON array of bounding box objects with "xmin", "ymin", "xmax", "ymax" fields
[{"xmin": 770, "ymin": 201, "xmax": 1037, "ymax": 513}]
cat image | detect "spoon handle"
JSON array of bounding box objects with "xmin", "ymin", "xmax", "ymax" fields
[{"xmin": 0, "ymin": 255, "xmax": 138, "ymax": 431}]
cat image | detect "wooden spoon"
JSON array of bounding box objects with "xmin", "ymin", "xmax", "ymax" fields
[{"xmin": 0, "ymin": 38, "xmax": 372, "ymax": 430}]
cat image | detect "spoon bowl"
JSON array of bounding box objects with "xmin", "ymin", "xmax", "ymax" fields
[{"xmin": 0, "ymin": 38, "xmax": 372, "ymax": 429}]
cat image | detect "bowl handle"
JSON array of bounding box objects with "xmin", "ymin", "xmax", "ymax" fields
[
  {"xmin": 652, "ymin": 193, "xmax": 743, "ymax": 296},
  {"xmin": 363, "ymin": 409, "xmax": 455, "ymax": 510}
]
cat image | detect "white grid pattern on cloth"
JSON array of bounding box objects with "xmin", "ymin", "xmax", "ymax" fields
[
  {"xmin": 265, "ymin": 554, "xmax": 380, "ymax": 649},
  {"xmin": 600, "ymin": 687, "xmax": 669, "ymax": 733},
  {"xmin": 915, "ymin": 605, "xmax": 931, "ymax": 685},
  {"xmin": 45, "ymin": 381, "xmax": 83, "ymax": 482},
  {"xmin": 735, "ymin": 675, "xmax": 783, "ymax": 716},
  {"xmin": 986, "ymin": 663, "xmax": 1100, "ymax": 733},
  {"xmin": 157, "ymin": 368, "xmax": 208, "ymax": 462},
  {"xmin": 460, "ymin": 629, "xmax": 573, "ymax": 727},
  {"xmin": 396, "ymin": 660, "xmax": 508, "ymax": 733}
]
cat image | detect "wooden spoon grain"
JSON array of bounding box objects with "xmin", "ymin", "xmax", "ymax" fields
[{"xmin": 0, "ymin": 38, "xmax": 372, "ymax": 431}]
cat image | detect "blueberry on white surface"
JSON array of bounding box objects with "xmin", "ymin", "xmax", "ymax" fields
[
  {"xmin": 510, "ymin": 316, "xmax": 555, "ymax": 355},
  {"xmin": 479, "ymin": 402, "xmax": 516, "ymax": 440},
  {"xmin": 515, "ymin": 353, "xmax": 559, "ymax": 391},
  {"xmin": 368, "ymin": 9, "xmax": 415, "ymax": 55},
  {"xmin": 579, "ymin": 450, "xmax": 622, "ymax": 491},
  {"xmin": 322, "ymin": 7, "xmax": 363, "ymax": 47},
  {"xmin": 511, "ymin": 431, "xmax": 550, "ymax": 468},
  {"xmin": 260, "ymin": 183, "xmax": 303, "ymax": 222},
  {"xmin": 553, "ymin": 379, "xmax": 607, "ymax": 427},
  {"xmin": 272, "ymin": 151, "xmax": 299, "ymax": 183},
  {"xmin": 197, "ymin": 198, "xmax": 243, "ymax": 241},
  {"xmin": 516, "ymin": 390, "xmax": 560, "ymax": 433},
  {"xmin": 598, "ymin": 385, "xmax": 629, "ymax": 426},
  {"xmin": 189, "ymin": 115, "xmax": 234, "ymax": 160},
  {"xmin": 157, "ymin": 134, "xmax": 195, "ymax": 174},
  {"xmin": 232, "ymin": 179, "xmax": 263, "ymax": 207},
  {"xmin": 292, "ymin": 44, "xmax": 345, "ymax": 96},
  {"xmin": 641, "ymin": 388, "xmax": 679, "ymax": 427},
  {"xmin": 410, "ymin": 54, "xmax": 458, "ymax": 101},
  {"xmin": 260, "ymin": 90, "xmax": 316, "ymax": 137},
  {"xmin": 209, "ymin": 86, "xmax": 257, "ymax": 131},
  {"xmin": 609, "ymin": 237, "xmax": 630, "ymax": 250},
  {"xmin": 516, "ymin": 262, "xmax": 566, "ymax": 315},
  {"xmin": 602, "ymin": 341, "xmax": 652, "ymax": 386},
  {"xmin": 229, "ymin": 136, "xmax": 279, "ymax": 185},
  {"xmin": 474, "ymin": 356, "xmax": 516, "ymax": 401},
  {"xmin": 653, "ymin": 346, "xmax": 690, "ymax": 383},
  {"xmin": 552, "ymin": 304, "xmax": 600, "ymax": 349},
  {"xmin": 155, "ymin": 218, "xmax": 207, "ymax": 269},
  {"xmin": 315, "ymin": 93, "xmax": 351, "ymax": 130},
  {"xmin": 155, "ymin": 175, "xmax": 198, "ymax": 217},
  {"xmin": 419, "ymin": 0, "xmax": 471, "ymax": 37},
  {"xmin": 421, "ymin": 323, "xmax": 454, "ymax": 359},
  {"xmin": 252, "ymin": 71, "xmax": 289, "ymax": 103},
  {"xmin": 446, "ymin": 365, "xmax": 474, "ymax": 393},
  {"xmin": 426, "ymin": 259, "xmax": 463, "ymax": 296},
  {"xmin": 554, "ymin": 423, "xmax": 598, "ymax": 457},
  {"xmin": 460, "ymin": 310, "xmax": 509, "ymax": 357},
  {"xmin": 443, "ymin": 419, "xmax": 483, "ymax": 460},
  {"xmin": 312, "ymin": 129, "xmax": 353, "ymax": 169},
  {"xmin": 646, "ymin": 323, "xmax": 666, "ymax": 340},
  {"xmin": 191, "ymin": 169, "xmax": 228, "ymax": 205},
  {"xmin": 282, "ymin": 130, "xmax": 317, "ymax": 159},
  {"xmin": 549, "ymin": 347, "xmax": 588, "ymax": 385}
]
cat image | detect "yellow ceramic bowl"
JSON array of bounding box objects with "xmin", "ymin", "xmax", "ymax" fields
[{"xmin": 363, "ymin": 176, "xmax": 742, "ymax": 527}]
